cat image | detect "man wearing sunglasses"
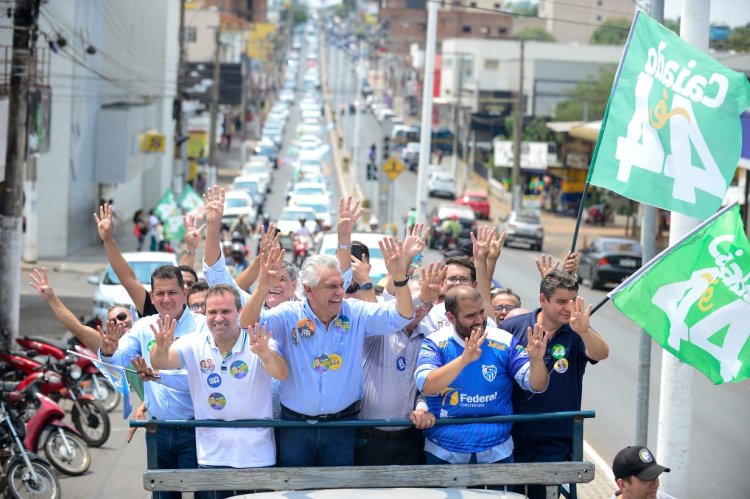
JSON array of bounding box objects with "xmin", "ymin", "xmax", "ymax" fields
[{"xmin": 491, "ymin": 288, "xmax": 522, "ymax": 323}]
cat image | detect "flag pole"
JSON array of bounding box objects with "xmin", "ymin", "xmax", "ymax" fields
[{"xmin": 569, "ymin": 181, "xmax": 591, "ymax": 253}]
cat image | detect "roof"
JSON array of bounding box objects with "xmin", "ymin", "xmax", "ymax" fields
[{"xmin": 546, "ymin": 121, "xmax": 585, "ymax": 133}]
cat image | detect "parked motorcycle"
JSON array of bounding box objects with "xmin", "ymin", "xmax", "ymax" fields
[
  {"xmin": 0, "ymin": 382, "xmax": 60, "ymax": 499},
  {"xmin": 0, "ymin": 352, "xmax": 111, "ymax": 447},
  {"xmin": 12, "ymin": 375, "xmax": 91, "ymax": 476},
  {"xmin": 17, "ymin": 336, "xmax": 121, "ymax": 412}
]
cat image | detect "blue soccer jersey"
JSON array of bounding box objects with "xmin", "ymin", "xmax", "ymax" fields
[{"xmin": 415, "ymin": 325, "xmax": 539, "ymax": 454}]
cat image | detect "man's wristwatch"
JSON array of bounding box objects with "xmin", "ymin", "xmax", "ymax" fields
[
  {"xmin": 414, "ymin": 295, "xmax": 433, "ymax": 308},
  {"xmin": 358, "ymin": 282, "xmax": 373, "ymax": 291},
  {"xmin": 393, "ymin": 276, "xmax": 410, "ymax": 287}
]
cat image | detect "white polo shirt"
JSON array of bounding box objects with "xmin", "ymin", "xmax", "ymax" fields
[{"xmin": 174, "ymin": 329, "xmax": 277, "ymax": 468}]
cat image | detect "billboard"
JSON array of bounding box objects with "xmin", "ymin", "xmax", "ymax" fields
[{"xmin": 493, "ymin": 140, "xmax": 550, "ymax": 170}]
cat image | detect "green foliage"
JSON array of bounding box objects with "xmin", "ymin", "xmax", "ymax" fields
[
  {"xmin": 663, "ymin": 18, "xmax": 680, "ymax": 35},
  {"xmin": 505, "ymin": 1, "xmax": 538, "ymax": 17},
  {"xmin": 728, "ymin": 23, "xmax": 750, "ymax": 52},
  {"xmin": 590, "ymin": 17, "xmax": 631, "ymax": 45},
  {"xmin": 553, "ymin": 66, "xmax": 616, "ymax": 121},
  {"xmin": 498, "ymin": 116, "xmax": 557, "ymax": 143},
  {"xmin": 515, "ymin": 26, "xmax": 556, "ymax": 41},
  {"xmin": 292, "ymin": 6, "xmax": 308, "ymax": 25}
]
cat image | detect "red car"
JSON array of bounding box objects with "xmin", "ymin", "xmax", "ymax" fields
[{"xmin": 456, "ymin": 190, "xmax": 490, "ymax": 220}]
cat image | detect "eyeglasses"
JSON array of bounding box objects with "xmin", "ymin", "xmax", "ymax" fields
[
  {"xmin": 444, "ymin": 276, "xmax": 472, "ymax": 285},
  {"xmin": 189, "ymin": 303, "xmax": 206, "ymax": 312},
  {"xmin": 493, "ymin": 304, "xmax": 517, "ymax": 312}
]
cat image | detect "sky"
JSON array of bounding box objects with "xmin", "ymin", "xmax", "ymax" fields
[{"xmin": 663, "ymin": 0, "xmax": 750, "ymax": 27}]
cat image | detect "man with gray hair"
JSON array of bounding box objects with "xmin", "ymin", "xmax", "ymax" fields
[{"xmin": 240, "ymin": 197, "xmax": 415, "ymax": 467}]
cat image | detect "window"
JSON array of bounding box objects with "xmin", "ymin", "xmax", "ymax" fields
[
  {"xmin": 484, "ymin": 58, "xmax": 499, "ymax": 70},
  {"xmin": 462, "ymin": 25, "xmax": 471, "ymax": 33},
  {"xmin": 494, "ymin": 2, "xmax": 500, "ymax": 8},
  {"xmin": 185, "ymin": 26, "xmax": 197, "ymax": 43},
  {"xmin": 470, "ymin": 1, "xmax": 477, "ymax": 7},
  {"xmin": 498, "ymin": 27, "xmax": 507, "ymax": 34},
  {"xmin": 596, "ymin": 15, "xmax": 602, "ymax": 21}
]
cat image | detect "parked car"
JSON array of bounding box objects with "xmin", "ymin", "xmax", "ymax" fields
[
  {"xmin": 88, "ymin": 252, "xmax": 177, "ymax": 325},
  {"xmin": 456, "ymin": 190, "xmax": 490, "ymax": 220},
  {"xmin": 578, "ymin": 237, "xmax": 643, "ymax": 290},
  {"xmin": 426, "ymin": 204, "xmax": 477, "ymax": 250},
  {"xmin": 427, "ymin": 171, "xmax": 456, "ymax": 199},
  {"xmin": 499, "ymin": 210, "xmax": 544, "ymax": 251}
]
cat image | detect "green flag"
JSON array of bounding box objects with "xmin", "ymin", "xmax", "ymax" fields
[
  {"xmin": 589, "ymin": 11, "xmax": 750, "ymax": 220},
  {"xmin": 178, "ymin": 184, "xmax": 204, "ymax": 214},
  {"xmin": 153, "ymin": 188, "xmax": 185, "ymax": 243},
  {"xmin": 610, "ymin": 204, "xmax": 750, "ymax": 384}
]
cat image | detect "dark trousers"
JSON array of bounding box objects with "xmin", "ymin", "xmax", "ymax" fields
[
  {"xmin": 354, "ymin": 427, "xmax": 425, "ymax": 466},
  {"xmin": 152, "ymin": 426, "xmax": 206, "ymax": 499},
  {"xmin": 196, "ymin": 464, "xmax": 272, "ymax": 499},
  {"xmin": 513, "ymin": 449, "xmax": 571, "ymax": 499},
  {"xmin": 425, "ymin": 451, "xmax": 513, "ymax": 491},
  {"xmin": 278, "ymin": 405, "xmax": 358, "ymax": 467}
]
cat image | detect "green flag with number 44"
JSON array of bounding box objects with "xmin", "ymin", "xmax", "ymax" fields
[
  {"xmin": 589, "ymin": 11, "xmax": 750, "ymax": 220},
  {"xmin": 609, "ymin": 204, "xmax": 750, "ymax": 384}
]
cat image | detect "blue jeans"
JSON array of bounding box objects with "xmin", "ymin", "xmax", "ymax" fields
[
  {"xmin": 152, "ymin": 426, "xmax": 204, "ymax": 499},
  {"xmin": 278, "ymin": 407, "xmax": 357, "ymax": 467}
]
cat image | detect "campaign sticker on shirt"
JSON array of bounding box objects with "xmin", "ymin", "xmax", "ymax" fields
[
  {"xmin": 551, "ymin": 344, "xmax": 567, "ymax": 359},
  {"xmin": 206, "ymin": 373, "xmax": 222, "ymax": 388},
  {"xmin": 200, "ymin": 359, "xmax": 216, "ymax": 374},
  {"xmin": 147, "ymin": 339, "xmax": 156, "ymax": 353},
  {"xmin": 396, "ymin": 356, "xmax": 407, "ymax": 371},
  {"xmin": 291, "ymin": 328, "xmax": 299, "ymax": 345},
  {"xmin": 554, "ymin": 358, "xmax": 569, "ymax": 374},
  {"xmin": 312, "ymin": 353, "xmax": 343, "ymax": 373},
  {"xmin": 327, "ymin": 353, "xmax": 343, "ymax": 371},
  {"xmin": 334, "ymin": 315, "xmax": 350, "ymax": 331},
  {"xmin": 208, "ymin": 392, "xmax": 226, "ymax": 410},
  {"xmin": 298, "ymin": 318, "xmax": 315, "ymax": 338},
  {"xmin": 230, "ymin": 360, "xmax": 249, "ymax": 379}
]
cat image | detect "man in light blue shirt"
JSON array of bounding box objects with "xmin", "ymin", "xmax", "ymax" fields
[
  {"xmin": 99, "ymin": 265, "xmax": 208, "ymax": 499},
  {"xmin": 240, "ymin": 197, "xmax": 415, "ymax": 467}
]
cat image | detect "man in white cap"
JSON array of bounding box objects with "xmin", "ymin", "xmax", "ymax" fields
[{"xmin": 612, "ymin": 445, "xmax": 675, "ymax": 499}]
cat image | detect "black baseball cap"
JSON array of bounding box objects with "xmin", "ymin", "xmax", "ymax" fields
[{"xmin": 612, "ymin": 446, "xmax": 670, "ymax": 481}]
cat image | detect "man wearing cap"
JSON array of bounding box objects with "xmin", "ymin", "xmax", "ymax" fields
[{"xmin": 612, "ymin": 446, "xmax": 675, "ymax": 499}]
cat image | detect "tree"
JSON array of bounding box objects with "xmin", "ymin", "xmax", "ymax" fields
[
  {"xmin": 590, "ymin": 17, "xmax": 631, "ymax": 45},
  {"xmin": 515, "ymin": 26, "xmax": 556, "ymax": 42},
  {"xmin": 728, "ymin": 23, "xmax": 750, "ymax": 52},
  {"xmin": 553, "ymin": 66, "xmax": 616, "ymax": 122},
  {"xmin": 664, "ymin": 18, "xmax": 680, "ymax": 35}
]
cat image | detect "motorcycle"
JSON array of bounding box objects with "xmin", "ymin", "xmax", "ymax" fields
[
  {"xmin": 0, "ymin": 382, "xmax": 60, "ymax": 499},
  {"xmin": 293, "ymin": 235, "xmax": 311, "ymax": 267},
  {"xmin": 16, "ymin": 336, "xmax": 121, "ymax": 412},
  {"xmin": 0, "ymin": 352, "xmax": 111, "ymax": 447},
  {"xmin": 12, "ymin": 375, "xmax": 91, "ymax": 476}
]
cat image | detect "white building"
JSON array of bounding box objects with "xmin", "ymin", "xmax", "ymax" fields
[
  {"xmin": 0, "ymin": 1, "xmax": 180, "ymax": 258},
  {"xmin": 538, "ymin": 0, "xmax": 635, "ymax": 44}
]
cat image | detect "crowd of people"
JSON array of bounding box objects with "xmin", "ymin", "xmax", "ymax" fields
[{"xmin": 28, "ymin": 190, "xmax": 674, "ymax": 499}]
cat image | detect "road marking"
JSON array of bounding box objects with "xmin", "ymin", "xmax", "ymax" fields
[{"xmin": 584, "ymin": 439, "xmax": 616, "ymax": 485}]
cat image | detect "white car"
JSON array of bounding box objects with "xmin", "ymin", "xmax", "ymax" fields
[
  {"xmin": 231, "ymin": 175, "xmax": 266, "ymax": 208},
  {"xmin": 295, "ymin": 200, "xmax": 333, "ymax": 227},
  {"xmin": 241, "ymin": 162, "xmax": 272, "ymax": 193},
  {"xmin": 289, "ymin": 182, "xmax": 330, "ymax": 206},
  {"xmin": 318, "ymin": 232, "xmax": 388, "ymax": 284},
  {"xmin": 297, "ymin": 134, "xmax": 322, "ymax": 150},
  {"xmin": 427, "ymin": 171, "xmax": 457, "ymax": 199},
  {"xmin": 276, "ymin": 206, "xmax": 319, "ymax": 249},
  {"xmin": 222, "ymin": 190, "xmax": 257, "ymax": 228},
  {"xmin": 87, "ymin": 252, "xmax": 177, "ymax": 325}
]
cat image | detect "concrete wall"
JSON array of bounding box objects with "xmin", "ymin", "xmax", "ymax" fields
[
  {"xmin": 185, "ymin": 9, "xmax": 219, "ymax": 63},
  {"xmin": 538, "ymin": 0, "xmax": 634, "ymax": 44}
]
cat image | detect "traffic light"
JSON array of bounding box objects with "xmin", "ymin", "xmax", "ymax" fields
[
  {"xmin": 382, "ymin": 135, "xmax": 390, "ymax": 161},
  {"xmin": 367, "ymin": 162, "xmax": 378, "ymax": 181}
]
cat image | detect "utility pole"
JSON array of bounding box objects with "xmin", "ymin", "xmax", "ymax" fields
[
  {"xmin": 208, "ymin": 5, "xmax": 222, "ymax": 178},
  {"xmin": 173, "ymin": 0, "xmax": 188, "ymax": 195},
  {"xmin": 451, "ymin": 54, "xmax": 464, "ymax": 179},
  {"xmin": 635, "ymin": 0, "xmax": 663, "ymax": 448},
  {"xmin": 415, "ymin": 0, "xmax": 437, "ymax": 225},
  {"xmin": 0, "ymin": 0, "xmax": 40, "ymax": 351},
  {"xmin": 657, "ymin": 1, "xmax": 707, "ymax": 497},
  {"xmin": 511, "ymin": 39, "xmax": 525, "ymax": 212}
]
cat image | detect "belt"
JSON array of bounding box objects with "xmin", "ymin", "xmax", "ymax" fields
[
  {"xmin": 358, "ymin": 426, "xmax": 415, "ymax": 439},
  {"xmin": 281, "ymin": 401, "xmax": 361, "ymax": 421}
]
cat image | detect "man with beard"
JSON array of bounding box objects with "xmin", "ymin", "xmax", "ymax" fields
[{"xmin": 415, "ymin": 286, "xmax": 548, "ymax": 465}]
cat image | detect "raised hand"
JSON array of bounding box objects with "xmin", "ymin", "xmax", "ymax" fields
[
  {"xmin": 202, "ymin": 185, "xmax": 225, "ymax": 227},
  {"xmin": 150, "ymin": 315, "xmax": 176, "ymax": 352},
  {"xmin": 403, "ymin": 223, "xmax": 429, "ymax": 264},
  {"xmin": 258, "ymin": 245, "xmax": 285, "ymax": 290},
  {"xmin": 350, "ymin": 254, "xmax": 372, "ymax": 285},
  {"xmin": 535, "ymin": 254, "xmax": 560, "ymax": 278},
  {"xmin": 471, "ymin": 225, "xmax": 492, "ymax": 260},
  {"xmin": 182, "ymin": 213, "xmax": 206, "ymax": 250},
  {"xmin": 249, "ymin": 323, "xmax": 273, "ymax": 359},
  {"xmin": 258, "ymin": 223, "xmax": 280, "ymax": 257},
  {"xmin": 460, "ymin": 323, "xmax": 488, "ymax": 366},
  {"xmin": 563, "ymin": 252, "xmax": 580, "ymax": 276},
  {"xmin": 378, "ymin": 236, "xmax": 407, "ymax": 279},
  {"xmin": 569, "ymin": 296, "xmax": 592, "ymax": 335},
  {"xmin": 131, "ymin": 355, "xmax": 160, "ymax": 382},
  {"xmin": 419, "ymin": 261, "xmax": 447, "ymax": 303},
  {"xmin": 93, "ymin": 203, "xmax": 114, "ymax": 242},
  {"xmin": 337, "ymin": 196, "xmax": 363, "ymax": 235},
  {"xmin": 98, "ymin": 320, "xmax": 126, "ymax": 356},
  {"xmin": 526, "ymin": 323, "xmax": 548, "ymax": 360},
  {"xmin": 488, "ymin": 230, "xmax": 506, "ymax": 262},
  {"xmin": 29, "ymin": 267, "xmax": 54, "ymax": 301}
]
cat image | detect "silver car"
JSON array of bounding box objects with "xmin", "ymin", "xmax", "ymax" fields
[{"xmin": 499, "ymin": 210, "xmax": 544, "ymax": 251}]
